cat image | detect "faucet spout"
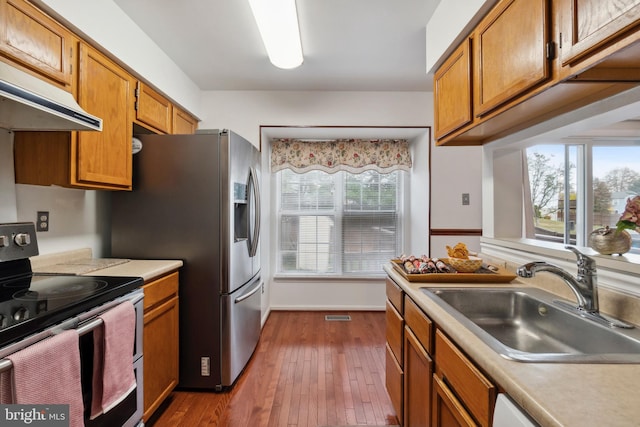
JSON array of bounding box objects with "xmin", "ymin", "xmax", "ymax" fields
[
  {"xmin": 516, "ymin": 261, "xmax": 590, "ymax": 310},
  {"xmin": 516, "ymin": 246, "xmax": 599, "ymax": 313}
]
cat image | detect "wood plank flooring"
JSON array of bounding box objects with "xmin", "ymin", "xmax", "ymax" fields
[{"xmin": 147, "ymin": 311, "xmax": 399, "ymax": 427}]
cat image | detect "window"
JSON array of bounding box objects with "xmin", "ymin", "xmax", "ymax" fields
[
  {"xmin": 277, "ymin": 169, "xmax": 404, "ymax": 276},
  {"xmin": 525, "ymin": 142, "xmax": 640, "ymax": 253}
]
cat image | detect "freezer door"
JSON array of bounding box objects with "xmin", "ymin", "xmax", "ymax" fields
[{"xmin": 220, "ymin": 276, "xmax": 262, "ymax": 387}]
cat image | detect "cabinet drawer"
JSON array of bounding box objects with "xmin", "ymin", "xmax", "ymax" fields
[
  {"xmin": 143, "ymin": 271, "xmax": 179, "ymax": 310},
  {"xmin": 386, "ymin": 299, "xmax": 403, "ymax": 364},
  {"xmin": 385, "ymin": 343, "xmax": 403, "ymax": 420},
  {"xmin": 432, "ymin": 374, "xmax": 476, "ymax": 427},
  {"xmin": 435, "ymin": 329, "xmax": 496, "ymax": 427},
  {"xmin": 386, "ymin": 277, "xmax": 403, "ymax": 314},
  {"xmin": 404, "ymin": 296, "xmax": 433, "ymax": 354}
]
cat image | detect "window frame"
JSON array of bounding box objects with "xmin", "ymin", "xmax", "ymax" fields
[{"xmin": 274, "ymin": 169, "xmax": 406, "ymax": 278}]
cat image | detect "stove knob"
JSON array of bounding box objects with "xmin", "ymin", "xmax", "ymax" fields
[
  {"xmin": 0, "ymin": 235, "xmax": 8, "ymax": 247},
  {"xmin": 0, "ymin": 314, "xmax": 7, "ymax": 328},
  {"xmin": 14, "ymin": 233, "xmax": 31, "ymax": 247},
  {"xmin": 13, "ymin": 307, "xmax": 29, "ymax": 322}
]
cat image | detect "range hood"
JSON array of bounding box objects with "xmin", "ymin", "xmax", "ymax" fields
[{"xmin": 0, "ymin": 61, "xmax": 102, "ymax": 131}]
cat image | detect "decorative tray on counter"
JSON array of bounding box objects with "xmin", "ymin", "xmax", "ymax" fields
[{"xmin": 390, "ymin": 259, "xmax": 517, "ymax": 283}]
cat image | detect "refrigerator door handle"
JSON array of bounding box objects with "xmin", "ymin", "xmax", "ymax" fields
[
  {"xmin": 248, "ymin": 166, "xmax": 261, "ymax": 257},
  {"xmin": 235, "ymin": 280, "xmax": 263, "ymax": 304}
]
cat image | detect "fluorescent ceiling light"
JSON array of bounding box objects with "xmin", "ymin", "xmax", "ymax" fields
[{"xmin": 248, "ymin": 0, "xmax": 303, "ymax": 69}]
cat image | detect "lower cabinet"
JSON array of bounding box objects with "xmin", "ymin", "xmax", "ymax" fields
[
  {"xmin": 142, "ymin": 271, "xmax": 180, "ymax": 422},
  {"xmin": 404, "ymin": 326, "xmax": 432, "ymax": 426},
  {"xmin": 434, "ymin": 329, "xmax": 496, "ymax": 427},
  {"xmin": 385, "ymin": 276, "xmax": 497, "ymax": 427}
]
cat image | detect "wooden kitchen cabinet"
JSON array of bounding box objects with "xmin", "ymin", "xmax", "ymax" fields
[
  {"xmin": 385, "ymin": 273, "xmax": 498, "ymax": 427},
  {"xmin": 432, "ymin": 375, "xmax": 477, "ymax": 427},
  {"xmin": 0, "ymin": 0, "xmax": 74, "ymax": 89},
  {"xmin": 172, "ymin": 105, "xmax": 198, "ymax": 134},
  {"xmin": 403, "ymin": 296, "xmax": 433, "ymax": 427},
  {"xmin": 473, "ymin": 0, "xmax": 551, "ymax": 117},
  {"xmin": 135, "ymin": 81, "xmax": 172, "ymax": 134},
  {"xmin": 559, "ymin": 0, "xmax": 640, "ymax": 68},
  {"xmin": 434, "ymin": 0, "xmax": 640, "ymax": 146},
  {"xmin": 14, "ymin": 42, "xmax": 135, "ymax": 190},
  {"xmin": 75, "ymin": 42, "xmax": 134, "ymax": 189},
  {"xmin": 142, "ymin": 271, "xmax": 180, "ymax": 422},
  {"xmin": 433, "ymin": 38, "xmax": 473, "ymax": 140},
  {"xmin": 433, "ymin": 329, "xmax": 496, "ymax": 427},
  {"xmin": 385, "ymin": 277, "xmax": 404, "ymax": 423}
]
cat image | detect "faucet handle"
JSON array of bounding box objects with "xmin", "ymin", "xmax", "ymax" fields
[{"xmin": 565, "ymin": 246, "xmax": 597, "ymax": 273}]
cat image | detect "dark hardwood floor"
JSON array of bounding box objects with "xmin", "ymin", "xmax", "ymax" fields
[{"xmin": 147, "ymin": 311, "xmax": 399, "ymax": 427}]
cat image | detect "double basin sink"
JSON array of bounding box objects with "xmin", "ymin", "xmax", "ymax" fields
[{"xmin": 420, "ymin": 286, "xmax": 640, "ymax": 363}]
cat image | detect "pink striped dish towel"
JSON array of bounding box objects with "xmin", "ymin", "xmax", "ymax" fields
[
  {"xmin": 91, "ymin": 301, "xmax": 136, "ymax": 419},
  {"xmin": 6, "ymin": 329, "xmax": 84, "ymax": 427}
]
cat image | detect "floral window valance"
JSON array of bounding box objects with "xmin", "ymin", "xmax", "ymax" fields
[{"xmin": 270, "ymin": 138, "xmax": 412, "ymax": 174}]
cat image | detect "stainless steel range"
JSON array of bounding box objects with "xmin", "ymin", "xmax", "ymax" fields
[{"xmin": 0, "ymin": 222, "xmax": 144, "ymax": 427}]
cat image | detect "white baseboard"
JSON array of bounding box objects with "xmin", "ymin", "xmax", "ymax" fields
[{"xmin": 268, "ymin": 304, "xmax": 385, "ymax": 311}]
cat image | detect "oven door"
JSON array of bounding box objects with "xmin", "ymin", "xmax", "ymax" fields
[{"xmin": 81, "ymin": 291, "xmax": 144, "ymax": 427}]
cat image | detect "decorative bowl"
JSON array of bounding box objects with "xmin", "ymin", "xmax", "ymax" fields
[{"xmin": 447, "ymin": 256, "xmax": 483, "ymax": 273}]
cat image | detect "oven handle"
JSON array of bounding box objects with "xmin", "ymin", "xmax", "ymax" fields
[{"xmin": 0, "ymin": 289, "xmax": 144, "ymax": 373}]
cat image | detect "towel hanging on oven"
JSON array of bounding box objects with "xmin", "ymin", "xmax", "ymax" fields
[
  {"xmin": 6, "ymin": 329, "xmax": 84, "ymax": 427},
  {"xmin": 90, "ymin": 300, "xmax": 137, "ymax": 419}
]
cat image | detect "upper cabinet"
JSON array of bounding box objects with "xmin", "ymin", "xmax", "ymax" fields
[
  {"xmin": 135, "ymin": 81, "xmax": 172, "ymax": 134},
  {"xmin": 15, "ymin": 42, "xmax": 135, "ymax": 190},
  {"xmin": 75, "ymin": 42, "xmax": 134, "ymax": 189},
  {"xmin": 11, "ymin": 0, "xmax": 199, "ymax": 189},
  {"xmin": 0, "ymin": 0, "xmax": 73, "ymax": 89},
  {"xmin": 474, "ymin": 0, "xmax": 550, "ymax": 116},
  {"xmin": 172, "ymin": 106, "xmax": 198, "ymax": 134},
  {"xmin": 434, "ymin": 0, "xmax": 640, "ymax": 146},
  {"xmin": 559, "ymin": 0, "xmax": 640, "ymax": 67},
  {"xmin": 434, "ymin": 39, "xmax": 473, "ymax": 140}
]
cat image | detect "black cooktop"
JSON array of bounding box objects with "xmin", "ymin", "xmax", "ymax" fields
[
  {"xmin": 0, "ymin": 269, "xmax": 143, "ymax": 348},
  {"xmin": 0, "ymin": 222, "xmax": 143, "ymax": 348}
]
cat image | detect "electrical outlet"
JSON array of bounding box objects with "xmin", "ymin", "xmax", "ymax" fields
[
  {"xmin": 36, "ymin": 211, "xmax": 49, "ymax": 231},
  {"xmin": 462, "ymin": 193, "xmax": 470, "ymax": 206}
]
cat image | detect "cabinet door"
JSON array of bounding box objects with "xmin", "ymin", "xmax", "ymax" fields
[
  {"xmin": 172, "ymin": 106, "xmax": 198, "ymax": 134},
  {"xmin": 435, "ymin": 330, "xmax": 495, "ymax": 427},
  {"xmin": 76, "ymin": 43, "xmax": 134, "ymax": 189},
  {"xmin": 135, "ymin": 81, "xmax": 172, "ymax": 134},
  {"xmin": 474, "ymin": 0, "xmax": 550, "ymax": 116},
  {"xmin": 385, "ymin": 343, "xmax": 403, "ymax": 423},
  {"xmin": 143, "ymin": 272, "xmax": 180, "ymax": 421},
  {"xmin": 559, "ymin": 0, "xmax": 640, "ymax": 66},
  {"xmin": 432, "ymin": 375, "xmax": 476, "ymax": 427},
  {"xmin": 0, "ymin": 0, "xmax": 73, "ymax": 88},
  {"xmin": 404, "ymin": 326, "xmax": 433, "ymax": 427},
  {"xmin": 434, "ymin": 38, "xmax": 473, "ymax": 140}
]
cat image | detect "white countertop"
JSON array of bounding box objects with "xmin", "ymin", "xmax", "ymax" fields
[
  {"xmin": 81, "ymin": 259, "xmax": 183, "ymax": 282},
  {"xmin": 384, "ymin": 264, "xmax": 640, "ymax": 427},
  {"xmin": 31, "ymin": 249, "xmax": 183, "ymax": 283}
]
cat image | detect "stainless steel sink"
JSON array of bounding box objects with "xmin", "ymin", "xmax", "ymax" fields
[{"xmin": 420, "ymin": 287, "xmax": 640, "ymax": 363}]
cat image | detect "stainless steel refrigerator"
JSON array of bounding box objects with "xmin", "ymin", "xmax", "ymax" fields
[{"xmin": 110, "ymin": 129, "xmax": 261, "ymax": 390}]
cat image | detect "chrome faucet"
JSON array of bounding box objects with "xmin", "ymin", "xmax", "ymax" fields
[
  {"xmin": 517, "ymin": 246, "xmax": 632, "ymax": 328},
  {"xmin": 517, "ymin": 246, "xmax": 598, "ymax": 312}
]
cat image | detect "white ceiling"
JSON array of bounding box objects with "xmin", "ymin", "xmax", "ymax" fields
[{"xmin": 112, "ymin": 0, "xmax": 441, "ymax": 92}]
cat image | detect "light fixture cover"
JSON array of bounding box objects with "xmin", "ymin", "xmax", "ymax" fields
[{"xmin": 248, "ymin": 0, "xmax": 303, "ymax": 69}]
